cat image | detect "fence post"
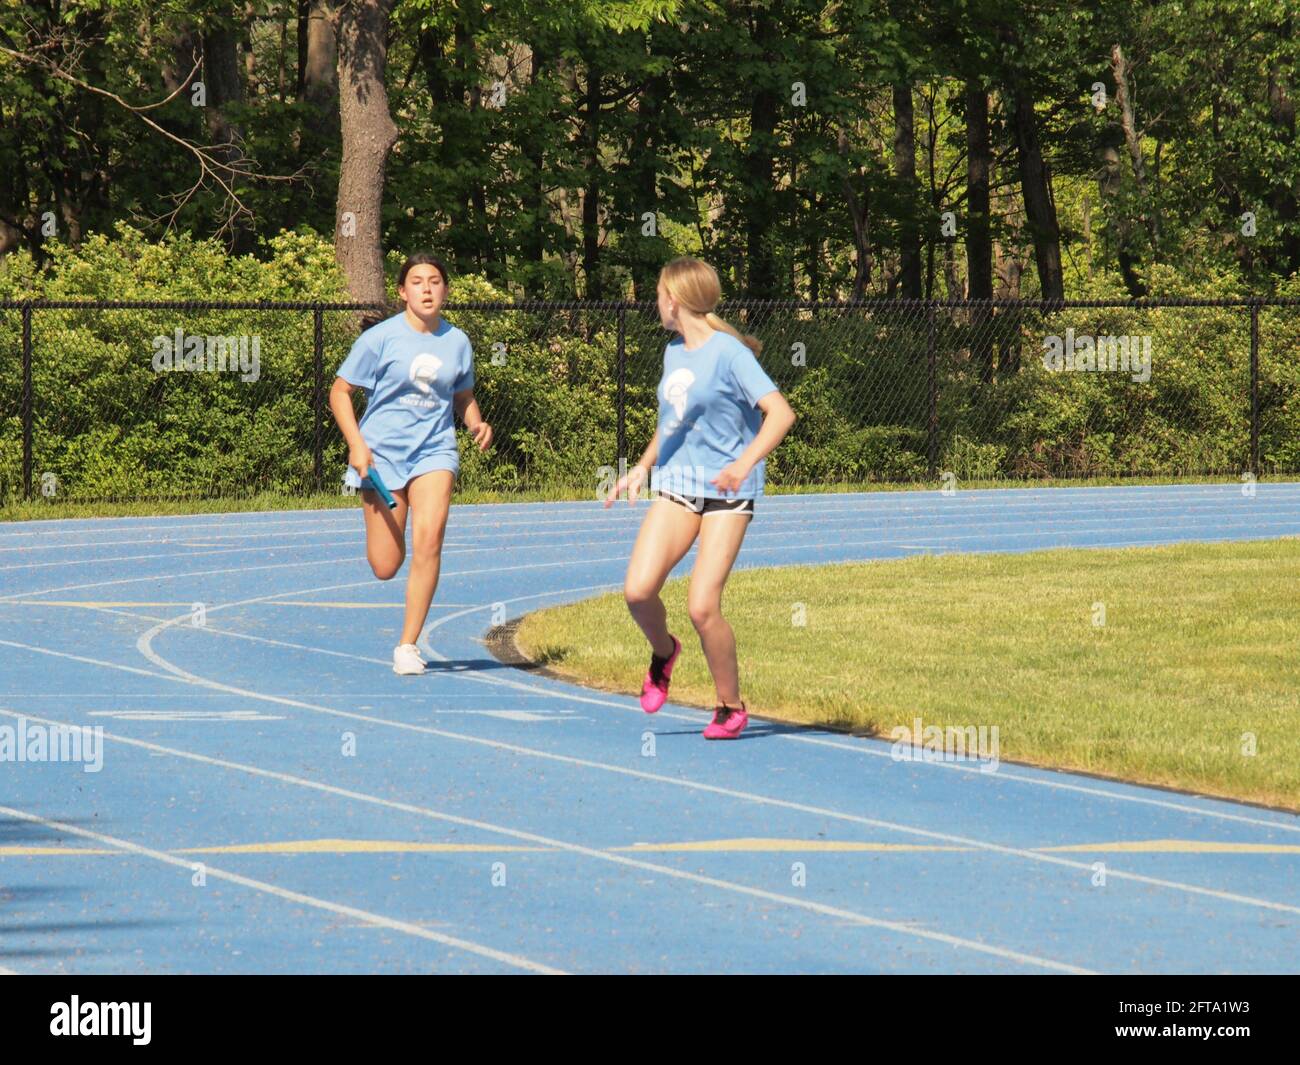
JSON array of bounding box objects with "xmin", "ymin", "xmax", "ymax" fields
[
  {"xmin": 927, "ymin": 303, "xmax": 938, "ymax": 476},
  {"xmin": 313, "ymin": 306, "xmax": 324, "ymax": 493},
  {"xmin": 21, "ymin": 302, "xmax": 32, "ymax": 501},
  {"xmin": 616, "ymin": 305, "xmax": 627, "ymax": 472},
  {"xmin": 1249, "ymin": 301, "xmax": 1260, "ymax": 478}
]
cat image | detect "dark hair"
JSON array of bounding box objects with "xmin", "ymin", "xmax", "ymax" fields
[{"xmin": 398, "ymin": 251, "xmax": 450, "ymax": 288}]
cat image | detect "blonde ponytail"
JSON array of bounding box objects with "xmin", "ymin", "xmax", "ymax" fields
[
  {"xmin": 660, "ymin": 256, "xmax": 764, "ymax": 356},
  {"xmin": 705, "ymin": 312, "xmax": 763, "ymax": 356}
]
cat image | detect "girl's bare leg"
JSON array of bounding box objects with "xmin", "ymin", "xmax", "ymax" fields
[
  {"xmin": 623, "ymin": 498, "xmax": 702, "ymax": 658},
  {"xmin": 400, "ymin": 469, "xmax": 455, "ymax": 646},
  {"xmin": 360, "ymin": 484, "xmax": 409, "ymax": 580},
  {"xmin": 687, "ymin": 511, "xmax": 752, "ymax": 706}
]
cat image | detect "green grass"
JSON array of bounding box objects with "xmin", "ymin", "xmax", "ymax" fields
[
  {"xmin": 514, "ymin": 538, "xmax": 1300, "ymax": 811},
  {"xmin": 0, "ymin": 471, "xmax": 1270, "ymax": 523}
]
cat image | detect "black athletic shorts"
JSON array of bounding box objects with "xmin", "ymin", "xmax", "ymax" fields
[{"xmin": 659, "ymin": 488, "xmax": 754, "ymax": 516}]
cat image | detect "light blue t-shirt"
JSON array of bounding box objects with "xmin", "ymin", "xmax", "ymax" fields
[
  {"xmin": 337, "ymin": 313, "xmax": 474, "ymax": 489},
  {"xmin": 650, "ymin": 330, "xmax": 779, "ymax": 500}
]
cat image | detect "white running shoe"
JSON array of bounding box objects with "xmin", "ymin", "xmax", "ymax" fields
[{"xmin": 393, "ymin": 643, "xmax": 427, "ymax": 675}]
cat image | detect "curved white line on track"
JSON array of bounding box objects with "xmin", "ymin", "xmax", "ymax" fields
[
  {"xmin": 12, "ymin": 543, "xmax": 1296, "ymax": 840},
  {"xmin": 120, "ymin": 611, "xmax": 1300, "ymax": 916},
  {"xmin": 8, "ymin": 535, "xmax": 1299, "ymax": 835},
  {"xmin": 59, "ymin": 574, "xmax": 1293, "ymax": 839},
  {"xmin": 0, "ymin": 710, "xmax": 1093, "ymax": 973},
  {"xmin": 419, "ymin": 588, "xmax": 1300, "ymax": 833}
]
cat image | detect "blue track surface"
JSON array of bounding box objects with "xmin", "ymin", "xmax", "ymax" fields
[{"xmin": 1, "ymin": 483, "xmax": 1298, "ymax": 974}]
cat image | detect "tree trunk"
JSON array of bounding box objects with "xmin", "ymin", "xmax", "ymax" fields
[
  {"xmin": 1009, "ymin": 74, "xmax": 1063, "ymax": 300},
  {"xmin": 580, "ymin": 53, "xmax": 601, "ymax": 298},
  {"xmin": 162, "ymin": 24, "xmax": 199, "ymax": 95},
  {"xmin": 297, "ymin": 0, "xmax": 309, "ymax": 97},
  {"xmin": 202, "ymin": 12, "xmax": 245, "ymax": 163},
  {"xmin": 892, "ymin": 82, "xmax": 922, "ymax": 298},
  {"xmin": 743, "ymin": 6, "xmax": 780, "ymax": 297},
  {"xmin": 243, "ymin": 3, "xmax": 257, "ymax": 88},
  {"xmin": 522, "ymin": 43, "xmax": 548, "ymax": 291},
  {"xmin": 807, "ymin": 200, "xmax": 820, "ymax": 302},
  {"xmin": 298, "ymin": 0, "xmax": 340, "ymax": 154},
  {"xmin": 1099, "ymin": 133, "xmax": 1145, "ymax": 296},
  {"xmin": 1111, "ymin": 43, "xmax": 1158, "ymax": 246},
  {"xmin": 838, "ymin": 128, "xmax": 870, "ymax": 299},
  {"xmin": 334, "ymin": 0, "xmax": 399, "ymax": 306},
  {"xmin": 303, "ymin": 0, "xmax": 338, "ymax": 107},
  {"xmin": 1267, "ymin": 20, "xmax": 1299, "ymax": 276},
  {"xmin": 965, "ymin": 82, "xmax": 993, "ymax": 382},
  {"xmin": 994, "ymin": 178, "xmax": 1025, "ymax": 374},
  {"xmin": 630, "ymin": 49, "xmax": 669, "ymax": 301}
]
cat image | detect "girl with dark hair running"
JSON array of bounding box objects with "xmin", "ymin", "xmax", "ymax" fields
[{"xmin": 329, "ymin": 252, "xmax": 492, "ymax": 674}]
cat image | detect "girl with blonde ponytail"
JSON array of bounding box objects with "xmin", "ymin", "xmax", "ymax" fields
[{"xmin": 604, "ymin": 256, "xmax": 796, "ymax": 740}]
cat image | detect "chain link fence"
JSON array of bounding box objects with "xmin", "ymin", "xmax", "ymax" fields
[{"xmin": 2, "ymin": 297, "xmax": 1298, "ymax": 506}]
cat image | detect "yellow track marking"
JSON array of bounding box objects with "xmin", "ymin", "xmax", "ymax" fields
[{"xmin": 0, "ymin": 846, "xmax": 122, "ymax": 856}]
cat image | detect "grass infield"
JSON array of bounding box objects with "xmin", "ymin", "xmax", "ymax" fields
[{"xmin": 514, "ymin": 538, "xmax": 1300, "ymax": 811}]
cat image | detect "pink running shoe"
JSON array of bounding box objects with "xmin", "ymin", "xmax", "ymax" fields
[
  {"xmin": 639, "ymin": 635, "xmax": 681, "ymax": 713},
  {"xmin": 703, "ymin": 702, "xmax": 748, "ymax": 740}
]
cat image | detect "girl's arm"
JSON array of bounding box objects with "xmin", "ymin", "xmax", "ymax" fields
[
  {"xmin": 710, "ymin": 391, "xmax": 797, "ymax": 494},
  {"xmin": 454, "ymin": 388, "xmax": 493, "ymax": 450},
  {"xmin": 604, "ymin": 429, "xmax": 660, "ymax": 507},
  {"xmin": 329, "ymin": 376, "xmax": 372, "ymax": 477}
]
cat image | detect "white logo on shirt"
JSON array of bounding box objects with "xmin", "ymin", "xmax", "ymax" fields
[
  {"xmin": 409, "ymin": 353, "xmax": 443, "ymax": 394},
  {"xmin": 662, "ymin": 367, "xmax": 696, "ymax": 420}
]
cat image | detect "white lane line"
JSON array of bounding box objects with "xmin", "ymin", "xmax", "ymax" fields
[
  {"xmin": 0, "ymin": 710, "xmax": 1093, "ymax": 973},
  {"xmin": 0, "ymin": 801, "xmax": 564, "ymax": 975},
  {"xmin": 0, "ymin": 640, "xmax": 182, "ymax": 681},
  {"xmin": 125, "ymin": 613, "xmax": 1300, "ymax": 916},
  {"xmin": 0, "ymin": 529, "xmax": 370, "ymax": 553},
  {"xmin": 9, "ymin": 495, "xmax": 1300, "ymax": 559},
  {"xmin": 9, "ymin": 535, "xmax": 1297, "ymax": 839},
  {"xmin": 0, "ymin": 555, "xmax": 365, "ymax": 602},
  {"xmin": 48, "ymin": 556, "xmax": 1292, "ymax": 841},
  {"xmin": 8, "ymin": 506, "xmax": 1300, "ymax": 600},
  {"xmin": 779, "ymin": 733, "xmax": 1300, "ymax": 831},
  {"xmin": 420, "ymin": 591, "xmax": 1300, "ymax": 834},
  {"xmin": 6, "ymin": 496, "xmax": 1299, "ymax": 554},
  {"xmin": 5, "ymin": 478, "xmax": 1298, "ymax": 525},
  {"xmin": 4, "ymin": 511, "xmax": 1297, "ymax": 580},
  {"xmin": 0, "ymin": 542, "xmax": 486, "ymax": 574},
  {"xmin": 3, "ymin": 485, "xmax": 1297, "ymax": 546}
]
